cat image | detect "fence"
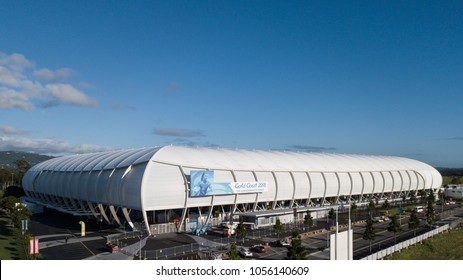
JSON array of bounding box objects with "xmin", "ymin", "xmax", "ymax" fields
[
  {"xmin": 141, "ymin": 222, "xmax": 317, "ymax": 259},
  {"xmin": 361, "ymin": 224, "xmax": 450, "ymax": 260},
  {"xmin": 143, "ymin": 239, "xmax": 236, "ymax": 260}
]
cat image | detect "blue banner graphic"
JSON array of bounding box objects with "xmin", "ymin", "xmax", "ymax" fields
[{"xmin": 189, "ymin": 170, "xmax": 267, "ymax": 197}]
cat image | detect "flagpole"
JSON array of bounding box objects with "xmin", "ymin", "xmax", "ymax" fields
[
  {"xmin": 335, "ymin": 206, "xmax": 338, "ymax": 260},
  {"xmin": 348, "ymin": 205, "xmax": 352, "ymax": 260}
]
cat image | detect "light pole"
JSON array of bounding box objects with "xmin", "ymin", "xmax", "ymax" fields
[
  {"xmin": 326, "ymin": 209, "xmax": 329, "ymax": 248},
  {"xmin": 348, "ymin": 205, "xmax": 352, "ymax": 260},
  {"xmin": 335, "ymin": 206, "xmax": 338, "ymax": 260},
  {"xmin": 399, "ymin": 201, "xmax": 402, "ymax": 226}
]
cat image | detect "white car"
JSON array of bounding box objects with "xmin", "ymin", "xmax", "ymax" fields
[
  {"xmin": 209, "ymin": 254, "xmax": 222, "ymax": 260},
  {"xmin": 239, "ymin": 247, "xmax": 253, "ymax": 258},
  {"xmin": 278, "ymin": 239, "xmax": 291, "ymax": 247}
]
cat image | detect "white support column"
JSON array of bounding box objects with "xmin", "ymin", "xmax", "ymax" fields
[
  {"xmin": 371, "ymin": 172, "xmax": 378, "ymax": 200},
  {"xmin": 252, "ymin": 171, "xmax": 259, "ymax": 211},
  {"xmin": 397, "ymin": 171, "xmax": 405, "ymax": 200},
  {"xmin": 359, "ymin": 172, "xmax": 365, "ymax": 202},
  {"xmin": 306, "ymin": 172, "xmax": 312, "ymax": 206},
  {"xmin": 388, "ymin": 171, "xmax": 396, "ymax": 200},
  {"xmin": 142, "ymin": 210, "xmax": 151, "ymax": 236},
  {"xmin": 404, "ymin": 170, "xmax": 413, "ymax": 198},
  {"xmin": 109, "ymin": 205, "xmax": 122, "ymax": 226},
  {"xmin": 178, "ymin": 166, "xmax": 190, "ymax": 232},
  {"xmin": 98, "ymin": 203, "xmax": 110, "ymax": 223},
  {"xmin": 347, "ymin": 172, "xmax": 354, "ymax": 203},
  {"xmin": 122, "ymin": 208, "xmax": 134, "ymax": 229},
  {"xmin": 230, "ymin": 170, "xmax": 238, "ymax": 214},
  {"xmin": 334, "ymin": 172, "xmax": 341, "ymax": 205},
  {"xmin": 87, "ymin": 201, "xmax": 99, "ymax": 220},
  {"xmin": 271, "ymin": 171, "xmax": 278, "ymax": 210},
  {"xmin": 321, "ymin": 173, "xmax": 328, "ymax": 205},
  {"xmin": 289, "ymin": 172, "xmax": 296, "ymax": 208}
]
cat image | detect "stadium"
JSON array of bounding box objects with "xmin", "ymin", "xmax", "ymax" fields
[{"xmin": 22, "ymin": 146, "xmax": 442, "ymax": 235}]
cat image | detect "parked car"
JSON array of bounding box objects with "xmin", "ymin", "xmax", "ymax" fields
[
  {"xmin": 251, "ymin": 245, "xmax": 267, "ymax": 253},
  {"xmin": 239, "ymin": 247, "xmax": 253, "ymax": 258},
  {"xmin": 208, "ymin": 254, "xmax": 222, "ymax": 260},
  {"xmin": 277, "ymin": 239, "xmax": 291, "ymax": 247}
]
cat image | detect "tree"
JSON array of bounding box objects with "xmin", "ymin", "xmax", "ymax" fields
[
  {"xmin": 286, "ymin": 229, "xmax": 307, "ymax": 260},
  {"xmin": 409, "ymin": 191, "xmax": 417, "ymax": 204},
  {"xmin": 387, "ymin": 214, "xmax": 401, "ymax": 243},
  {"xmin": 418, "ymin": 190, "xmax": 427, "ymax": 203},
  {"xmin": 0, "ymin": 168, "xmax": 13, "ymax": 187},
  {"xmin": 3, "ymin": 185, "xmax": 26, "ymax": 198},
  {"xmin": 328, "ymin": 208, "xmax": 336, "ymax": 221},
  {"xmin": 368, "ymin": 200, "xmax": 376, "ymax": 215},
  {"xmin": 428, "ymin": 191, "xmax": 436, "ymax": 204},
  {"xmin": 408, "ymin": 209, "xmax": 420, "ymax": 236},
  {"xmin": 13, "ymin": 160, "xmax": 31, "ymax": 187},
  {"xmin": 236, "ymin": 217, "xmax": 247, "ymax": 244},
  {"xmin": 363, "ymin": 216, "xmax": 376, "ymax": 253},
  {"xmin": 228, "ymin": 242, "xmax": 240, "ymax": 260},
  {"xmin": 382, "ymin": 199, "xmax": 390, "ymax": 210},
  {"xmin": 426, "ymin": 192, "xmax": 436, "ymax": 226},
  {"xmin": 303, "ymin": 210, "xmax": 313, "ymax": 231},
  {"xmin": 274, "ymin": 219, "xmax": 284, "ymax": 239},
  {"xmin": 450, "ymin": 176, "xmax": 462, "ymax": 185},
  {"xmin": 213, "ymin": 207, "xmax": 220, "ymax": 218},
  {"xmin": 14, "ymin": 159, "xmax": 31, "ymax": 174},
  {"xmin": 1, "ymin": 196, "xmax": 20, "ymax": 212},
  {"xmin": 11, "ymin": 203, "xmax": 32, "ymax": 228}
]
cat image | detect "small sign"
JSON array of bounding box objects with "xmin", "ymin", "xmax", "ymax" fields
[{"xmin": 21, "ymin": 219, "xmax": 28, "ymax": 231}]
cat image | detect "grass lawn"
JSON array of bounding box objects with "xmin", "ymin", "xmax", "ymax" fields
[
  {"xmin": 0, "ymin": 211, "xmax": 26, "ymax": 260},
  {"xmin": 386, "ymin": 228, "xmax": 463, "ymax": 260}
]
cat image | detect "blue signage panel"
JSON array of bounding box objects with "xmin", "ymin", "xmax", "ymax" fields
[
  {"xmin": 190, "ymin": 170, "xmax": 267, "ymax": 197},
  {"xmin": 190, "ymin": 170, "xmax": 233, "ymax": 197}
]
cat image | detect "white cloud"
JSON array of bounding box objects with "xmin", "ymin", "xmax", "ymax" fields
[
  {"xmin": 0, "ymin": 53, "xmax": 34, "ymax": 71},
  {"xmin": 0, "ymin": 125, "xmax": 30, "ymax": 135},
  {"xmin": 0, "ymin": 135, "xmax": 111, "ymax": 155},
  {"xmin": 0, "ymin": 66, "xmax": 26, "ymax": 87},
  {"xmin": 34, "ymin": 68, "xmax": 73, "ymax": 82},
  {"xmin": 44, "ymin": 83, "xmax": 98, "ymax": 107},
  {"xmin": 153, "ymin": 127, "xmax": 205, "ymax": 138},
  {"xmin": 0, "ymin": 52, "xmax": 98, "ymax": 110},
  {"xmin": 0, "ymin": 88, "xmax": 34, "ymax": 110}
]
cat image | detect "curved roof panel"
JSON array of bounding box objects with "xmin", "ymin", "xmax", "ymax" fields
[
  {"xmin": 28, "ymin": 146, "xmax": 437, "ymax": 175},
  {"xmin": 151, "ymin": 146, "xmax": 436, "ymax": 173},
  {"xmin": 29, "ymin": 148, "xmax": 160, "ymax": 172}
]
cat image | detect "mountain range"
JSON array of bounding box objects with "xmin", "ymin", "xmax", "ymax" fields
[{"xmin": 0, "ymin": 151, "xmax": 54, "ymax": 169}]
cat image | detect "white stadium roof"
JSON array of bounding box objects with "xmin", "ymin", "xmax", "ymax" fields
[{"xmin": 23, "ymin": 146, "xmax": 442, "ymax": 234}]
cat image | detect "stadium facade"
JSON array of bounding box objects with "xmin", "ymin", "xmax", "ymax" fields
[{"xmin": 22, "ymin": 146, "xmax": 442, "ymax": 235}]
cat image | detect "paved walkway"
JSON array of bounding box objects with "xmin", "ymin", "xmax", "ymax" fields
[
  {"xmin": 36, "ymin": 231, "xmax": 107, "ymax": 249},
  {"xmin": 188, "ymin": 234, "xmax": 224, "ymax": 249},
  {"xmin": 36, "ymin": 232, "xmax": 148, "ymax": 260},
  {"xmin": 85, "ymin": 237, "xmax": 149, "ymax": 260}
]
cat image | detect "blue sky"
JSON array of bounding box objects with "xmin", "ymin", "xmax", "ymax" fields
[{"xmin": 0, "ymin": 1, "xmax": 462, "ymax": 167}]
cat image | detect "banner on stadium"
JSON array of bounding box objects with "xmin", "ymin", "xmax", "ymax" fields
[{"xmin": 189, "ymin": 170, "xmax": 267, "ymax": 197}]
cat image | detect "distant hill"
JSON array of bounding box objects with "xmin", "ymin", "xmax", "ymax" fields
[
  {"xmin": 0, "ymin": 151, "xmax": 54, "ymax": 169},
  {"xmin": 436, "ymin": 167, "xmax": 463, "ymax": 177}
]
